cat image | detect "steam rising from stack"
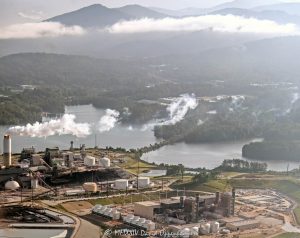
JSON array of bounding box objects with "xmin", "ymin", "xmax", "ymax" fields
[
  {"xmin": 98, "ymin": 109, "xmax": 120, "ymax": 132},
  {"xmin": 8, "ymin": 114, "xmax": 91, "ymax": 138}
]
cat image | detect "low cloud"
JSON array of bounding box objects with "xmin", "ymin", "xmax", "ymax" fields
[
  {"xmin": 0, "ymin": 22, "xmax": 85, "ymax": 39},
  {"xmin": 108, "ymin": 15, "xmax": 298, "ymax": 35}
]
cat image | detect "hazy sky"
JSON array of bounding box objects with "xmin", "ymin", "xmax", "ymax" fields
[{"xmin": 1, "ymin": 0, "xmax": 300, "ymax": 26}]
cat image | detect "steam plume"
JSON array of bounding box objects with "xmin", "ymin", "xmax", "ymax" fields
[
  {"xmin": 163, "ymin": 94, "xmax": 198, "ymax": 125},
  {"xmin": 8, "ymin": 114, "xmax": 91, "ymax": 138},
  {"xmin": 98, "ymin": 109, "xmax": 120, "ymax": 132}
]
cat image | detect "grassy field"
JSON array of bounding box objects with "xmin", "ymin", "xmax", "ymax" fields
[{"xmin": 117, "ymin": 156, "xmax": 156, "ymax": 175}]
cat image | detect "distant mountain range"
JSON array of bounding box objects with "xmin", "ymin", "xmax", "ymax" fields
[
  {"xmin": 210, "ymin": 8, "xmax": 300, "ymax": 25},
  {"xmin": 152, "ymin": 0, "xmax": 281, "ymax": 17},
  {"xmin": 254, "ymin": 3, "xmax": 300, "ymax": 16},
  {"xmin": 45, "ymin": 4, "xmax": 168, "ymax": 28},
  {"xmin": 1, "ymin": 36, "xmax": 300, "ymax": 87},
  {"xmin": 45, "ymin": 2, "xmax": 300, "ymax": 29}
]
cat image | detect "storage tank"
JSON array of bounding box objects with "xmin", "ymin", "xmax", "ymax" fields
[
  {"xmin": 138, "ymin": 177, "xmax": 150, "ymax": 188},
  {"xmin": 83, "ymin": 182, "xmax": 97, "ymax": 193},
  {"xmin": 114, "ymin": 179, "xmax": 128, "ymax": 190},
  {"xmin": 5, "ymin": 180, "xmax": 20, "ymax": 191},
  {"xmin": 31, "ymin": 179, "xmax": 39, "ymax": 189},
  {"xmin": 3, "ymin": 134, "xmax": 11, "ymax": 167},
  {"xmin": 200, "ymin": 223, "xmax": 211, "ymax": 235},
  {"xmin": 190, "ymin": 227, "xmax": 199, "ymax": 236},
  {"xmin": 211, "ymin": 221, "xmax": 220, "ymax": 233},
  {"xmin": 99, "ymin": 157, "xmax": 110, "ymax": 168},
  {"xmin": 181, "ymin": 228, "xmax": 190, "ymax": 238},
  {"xmin": 84, "ymin": 156, "xmax": 95, "ymax": 166}
]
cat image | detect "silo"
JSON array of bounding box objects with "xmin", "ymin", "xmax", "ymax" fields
[
  {"xmin": 99, "ymin": 157, "xmax": 110, "ymax": 168},
  {"xmin": 3, "ymin": 134, "xmax": 11, "ymax": 167}
]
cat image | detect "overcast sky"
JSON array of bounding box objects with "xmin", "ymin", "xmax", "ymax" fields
[{"xmin": 1, "ymin": 0, "xmax": 300, "ymax": 26}]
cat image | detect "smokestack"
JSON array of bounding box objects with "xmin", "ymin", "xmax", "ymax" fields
[
  {"xmin": 70, "ymin": 141, "xmax": 74, "ymax": 151},
  {"xmin": 3, "ymin": 134, "xmax": 12, "ymax": 167},
  {"xmin": 180, "ymin": 196, "xmax": 184, "ymax": 208},
  {"xmin": 215, "ymin": 192, "xmax": 220, "ymax": 204}
]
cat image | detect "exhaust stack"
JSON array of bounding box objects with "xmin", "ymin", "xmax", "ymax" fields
[{"xmin": 3, "ymin": 134, "xmax": 12, "ymax": 167}]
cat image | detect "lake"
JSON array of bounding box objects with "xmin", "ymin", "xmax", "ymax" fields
[{"xmin": 1, "ymin": 104, "xmax": 298, "ymax": 172}]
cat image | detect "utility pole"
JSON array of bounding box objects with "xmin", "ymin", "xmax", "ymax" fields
[{"xmin": 137, "ymin": 159, "xmax": 140, "ymax": 191}]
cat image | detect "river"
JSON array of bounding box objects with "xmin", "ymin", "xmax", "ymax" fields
[{"xmin": 1, "ymin": 104, "xmax": 298, "ymax": 172}]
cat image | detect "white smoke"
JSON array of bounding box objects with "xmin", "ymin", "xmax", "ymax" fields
[
  {"xmin": 0, "ymin": 22, "xmax": 85, "ymax": 39},
  {"xmin": 163, "ymin": 94, "xmax": 198, "ymax": 125},
  {"xmin": 141, "ymin": 94, "xmax": 198, "ymax": 130},
  {"xmin": 98, "ymin": 109, "xmax": 120, "ymax": 133},
  {"xmin": 108, "ymin": 15, "xmax": 298, "ymax": 35},
  {"xmin": 8, "ymin": 114, "xmax": 91, "ymax": 138}
]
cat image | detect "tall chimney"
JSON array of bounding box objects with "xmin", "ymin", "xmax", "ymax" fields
[
  {"xmin": 70, "ymin": 141, "xmax": 74, "ymax": 151},
  {"xmin": 3, "ymin": 134, "xmax": 11, "ymax": 167}
]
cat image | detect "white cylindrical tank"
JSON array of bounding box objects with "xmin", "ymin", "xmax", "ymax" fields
[
  {"xmin": 114, "ymin": 179, "xmax": 128, "ymax": 190},
  {"xmin": 200, "ymin": 223, "xmax": 211, "ymax": 235},
  {"xmin": 181, "ymin": 228, "xmax": 190, "ymax": 238},
  {"xmin": 99, "ymin": 157, "xmax": 110, "ymax": 168},
  {"xmin": 84, "ymin": 156, "xmax": 96, "ymax": 166},
  {"xmin": 5, "ymin": 180, "xmax": 20, "ymax": 191},
  {"xmin": 138, "ymin": 177, "xmax": 150, "ymax": 188},
  {"xmin": 191, "ymin": 227, "xmax": 199, "ymax": 236},
  {"xmin": 3, "ymin": 134, "xmax": 11, "ymax": 167},
  {"xmin": 31, "ymin": 179, "xmax": 39, "ymax": 189},
  {"xmin": 211, "ymin": 221, "xmax": 220, "ymax": 233}
]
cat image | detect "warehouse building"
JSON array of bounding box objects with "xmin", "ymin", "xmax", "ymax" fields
[
  {"xmin": 134, "ymin": 201, "xmax": 161, "ymax": 220},
  {"xmin": 226, "ymin": 219, "xmax": 260, "ymax": 231}
]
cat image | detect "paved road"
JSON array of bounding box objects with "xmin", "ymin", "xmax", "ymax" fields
[{"xmin": 75, "ymin": 218, "xmax": 101, "ymax": 238}]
